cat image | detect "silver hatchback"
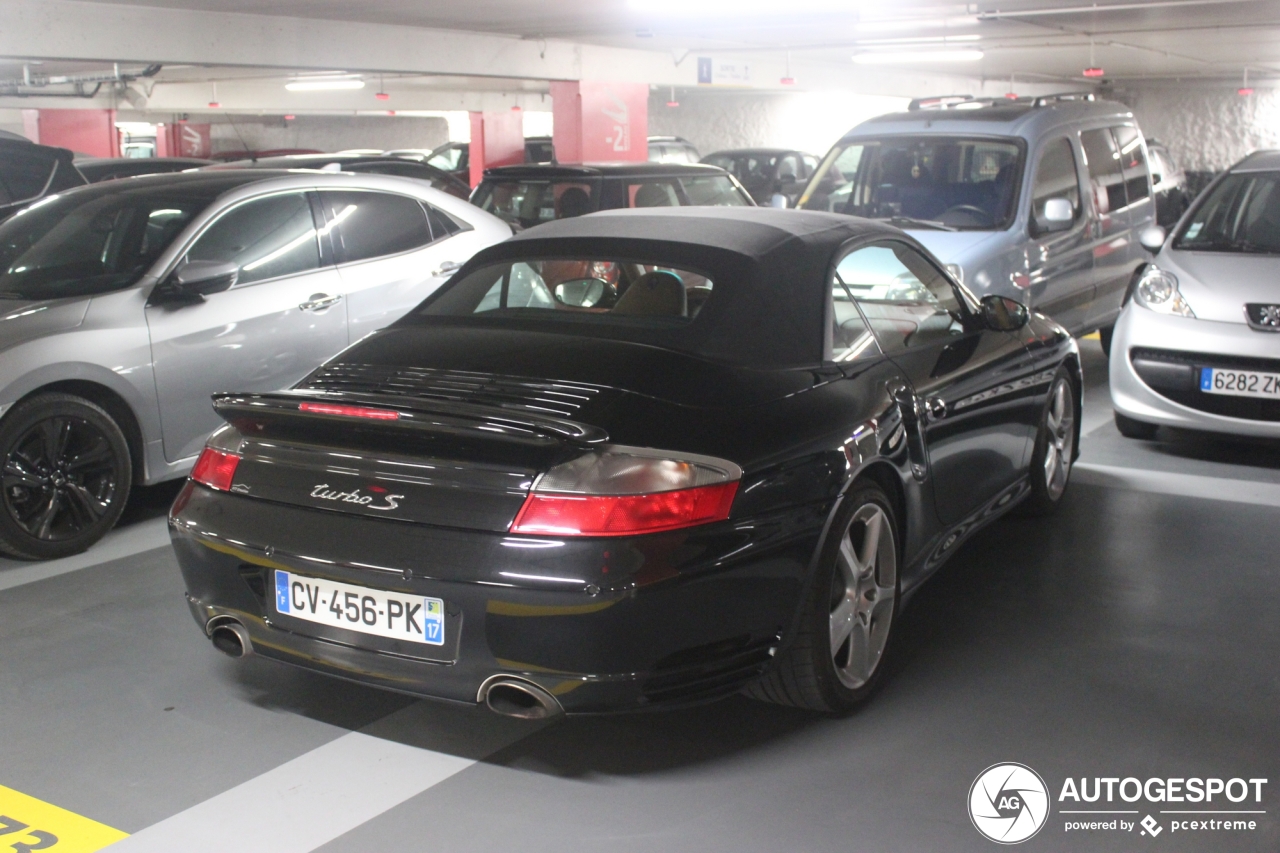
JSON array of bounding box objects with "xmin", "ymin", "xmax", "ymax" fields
[{"xmin": 0, "ymin": 170, "xmax": 509, "ymax": 558}]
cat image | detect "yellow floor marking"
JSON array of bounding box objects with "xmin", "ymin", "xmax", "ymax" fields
[
  {"xmin": 1082, "ymin": 331, "xmax": 1100, "ymax": 340},
  {"xmin": 0, "ymin": 785, "xmax": 128, "ymax": 852}
]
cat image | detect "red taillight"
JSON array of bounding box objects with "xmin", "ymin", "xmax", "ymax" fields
[
  {"xmin": 298, "ymin": 402, "xmax": 401, "ymax": 421},
  {"xmin": 191, "ymin": 448, "xmax": 240, "ymax": 491},
  {"xmin": 510, "ymin": 481, "xmax": 738, "ymax": 537}
]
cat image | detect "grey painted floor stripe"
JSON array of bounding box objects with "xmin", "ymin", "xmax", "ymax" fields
[
  {"xmin": 1074, "ymin": 462, "xmax": 1280, "ymax": 507},
  {"xmin": 106, "ymin": 701, "xmax": 540, "ymax": 853},
  {"xmin": 0, "ymin": 517, "xmax": 171, "ymax": 592}
]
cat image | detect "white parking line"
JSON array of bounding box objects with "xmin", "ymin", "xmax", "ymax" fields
[
  {"xmin": 104, "ymin": 701, "xmax": 539, "ymax": 853},
  {"xmin": 1074, "ymin": 463, "xmax": 1280, "ymax": 507},
  {"xmin": 0, "ymin": 517, "xmax": 171, "ymax": 592}
]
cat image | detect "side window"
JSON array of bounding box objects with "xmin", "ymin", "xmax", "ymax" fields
[
  {"xmin": 833, "ymin": 243, "xmax": 965, "ymax": 354},
  {"xmin": 187, "ymin": 192, "xmax": 319, "ymax": 286},
  {"xmin": 778, "ymin": 154, "xmax": 802, "ymax": 181},
  {"xmin": 1080, "ymin": 128, "xmax": 1127, "ymax": 215},
  {"xmin": 803, "ymin": 155, "xmax": 819, "ymax": 178},
  {"xmin": 1111, "ymin": 126, "xmax": 1150, "ymax": 204},
  {"xmin": 0, "ymin": 147, "xmax": 56, "ymax": 203},
  {"xmin": 629, "ymin": 181, "xmax": 681, "ymax": 207},
  {"xmin": 1031, "ymin": 138, "xmax": 1082, "ymax": 229},
  {"xmin": 323, "ymin": 191, "xmax": 433, "ymax": 264},
  {"xmin": 424, "ymin": 204, "xmax": 462, "ymax": 239}
]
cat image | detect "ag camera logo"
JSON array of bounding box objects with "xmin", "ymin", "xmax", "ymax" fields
[{"xmin": 969, "ymin": 763, "xmax": 1050, "ymax": 844}]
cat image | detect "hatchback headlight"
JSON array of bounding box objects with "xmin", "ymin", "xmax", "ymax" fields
[{"xmin": 1133, "ymin": 266, "xmax": 1195, "ymax": 318}]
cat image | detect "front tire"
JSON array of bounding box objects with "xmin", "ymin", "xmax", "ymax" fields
[
  {"xmin": 0, "ymin": 394, "xmax": 132, "ymax": 560},
  {"xmin": 745, "ymin": 483, "xmax": 899, "ymax": 712},
  {"xmin": 1020, "ymin": 369, "xmax": 1076, "ymax": 516}
]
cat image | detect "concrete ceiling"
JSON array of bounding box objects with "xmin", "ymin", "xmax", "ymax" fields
[{"xmin": 57, "ymin": 0, "xmax": 1280, "ymax": 83}]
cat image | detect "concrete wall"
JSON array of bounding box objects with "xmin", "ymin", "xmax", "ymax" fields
[
  {"xmin": 207, "ymin": 114, "xmax": 449, "ymax": 156},
  {"xmin": 1121, "ymin": 84, "xmax": 1280, "ymax": 173},
  {"xmin": 647, "ymin": 89, "xmax": 909, "ymax": 159}
]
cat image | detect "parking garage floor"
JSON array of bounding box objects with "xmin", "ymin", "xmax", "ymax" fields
[{"xmin": 1, "ymin": 339, "xmax": 1276, "ymax": 853}]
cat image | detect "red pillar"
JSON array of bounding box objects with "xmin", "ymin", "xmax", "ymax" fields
[
  {"xmin": 551, "ymin": 82, "xmax": 648, "ymax": 164},
  {"xmin": 35, "ymin": 109, "xmax": 119, "ymax": 157},
  {"xmin": 162, "ymin": 122, "xmax": 212, "ymax": 158},
  {"xmin": 468, "ymin": 111, "xmax": 524, "ymax": 188}
]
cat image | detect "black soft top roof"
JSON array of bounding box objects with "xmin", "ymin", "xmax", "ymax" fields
[{"xmin": 449, "ymin": 207, "xmax": 903, "ymax": 367}]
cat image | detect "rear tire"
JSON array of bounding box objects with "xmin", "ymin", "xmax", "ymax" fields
[
  {"xmin": 1114, "ymin": 411, "xmax": 1158, "ymax": 440},
  {"xmin": 1019, "ymin": 368, "xmax": 1076, "ymax": 516},
  {"xmin": 745, "ymin": 482, "xmax": 899, "ymax": 713},
  {"xmin": 0, "ymin": 394, "xmax": 132, "ymax": 560}
]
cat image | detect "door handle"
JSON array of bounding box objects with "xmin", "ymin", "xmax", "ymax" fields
[
  {"xmin": 433, "ymin": 261, "xmax": 462, "ymax": 277},
  {"xmin": 299, "ymin": 293, "xmax": 342, "ymax": 312},
  {"xmin": 889, "ymin": 384, "xmax": 920, "ymax": 426}
]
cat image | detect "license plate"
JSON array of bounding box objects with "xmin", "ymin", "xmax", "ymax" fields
[
  {"xmin": 1200, "ymin": 367, "xmax": 1280, "ymax": 400},
  {"xmin": 273, "ymin": 570, "xmax": 445, "ymax": 646}
]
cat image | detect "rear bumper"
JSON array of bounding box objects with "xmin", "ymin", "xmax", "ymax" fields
[
  {"xmin": 170, "ymin": 483, "xmax": 826, "ymax": 713},
  {"xmin": 1109, "ymin": 305, "xmax": 1280, "ymax": 438}
]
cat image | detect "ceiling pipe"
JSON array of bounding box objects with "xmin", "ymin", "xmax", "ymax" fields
[{"xmin": 978, "ymin": 0, "xmax": 1255, "ymax": 20}]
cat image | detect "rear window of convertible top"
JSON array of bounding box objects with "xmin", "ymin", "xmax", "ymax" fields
[{"xmin": 418, "ymin": 259, "xmax": 715, "ymax": 331}]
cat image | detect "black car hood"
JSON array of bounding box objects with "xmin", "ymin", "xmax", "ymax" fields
[{"xmin": 324, "ymin": 325, "xmax": 819, "ymax": 410}]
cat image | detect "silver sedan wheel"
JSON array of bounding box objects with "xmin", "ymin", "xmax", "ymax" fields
[
  {"xmin": 829, "ymin": 503, "xmax": 897, "ymax": 690},
  {"xmin": 1042, "ymin": 378, "xmax": 1075, "ymax": 501}
]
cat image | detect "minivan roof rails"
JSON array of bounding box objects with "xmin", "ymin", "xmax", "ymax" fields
[{"xmin": 907, "ymin": 91, "xmax": 1098, "ymax": 112}]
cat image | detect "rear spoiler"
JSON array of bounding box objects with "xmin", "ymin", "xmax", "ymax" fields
[{"xmin": 212, "ymin": 390, "xmax": 608, "ymax": 447}]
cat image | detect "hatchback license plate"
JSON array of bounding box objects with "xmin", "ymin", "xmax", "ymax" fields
[
  {"xmin": 1200, "ymin": 367, "xmax": 1280, "ymax": 400},
  {"xmin": 273, "ymin": 570, "xmax": 445, "ymax": 645}
]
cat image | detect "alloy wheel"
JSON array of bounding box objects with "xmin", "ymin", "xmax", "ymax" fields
[
  {"xmin": 829, "ymin": 502, "xmax": 898, "ymax": 690},
  {"xmin": 1042, "ymin": 378, "xmax": 1075, "ymax": 501},
  {"xmin": 3, "ymin": 415, "xmax": 119, "ymax": 541}
]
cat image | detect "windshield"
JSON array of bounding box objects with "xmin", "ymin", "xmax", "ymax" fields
[
  {"xmin": 797, "ymin": 136, "xmax": 1024, "ymax": 230},
  {"xmin": 1173, "ymin": 172, "xmax": 1280, "ymax": 254},
  {"xmin": 0, "ymin": 188, "xmax": 209, "ymax": 300}
]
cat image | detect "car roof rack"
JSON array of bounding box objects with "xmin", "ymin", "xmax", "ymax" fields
[
  {"xmin": 1031, "ymin": 92, "xmax": 1097, "ymax": 107},
  {"xmin": 908, "ymin": 94, "xmax": 979, "ymax": 111}
]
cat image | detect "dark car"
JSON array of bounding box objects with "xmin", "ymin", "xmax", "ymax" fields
[
  {"xmin": 471, "ymin": 162, "xmax": 753, "ymax": 231},
  {"xmin": 76, "ymin": 157, "xmax": 216, "ymax": 183},
  {"xmin": 1145, "ymin": 139, "xmax": 1191, "ymax": 227},
  {"xmin": 207, "ymin": 148, "xmax": 322, "ymax": 162},
  {"xmin": 0, "ymin": 138, "xmax": 86, "ymax": 223},
  {"xmin": 702, "ymin": 147, "xmax": 819, "ymax": 206},
  {"xmin": 206, "ymin": 154, "xmax": 471, "ymax": 200},
  {"xmin": 170, "ymin": 207, "xmax": 1080, "ymax": 717},
  {"xmin": 421, "ymin": 137, "xmax": 557, "ymax": 184}
]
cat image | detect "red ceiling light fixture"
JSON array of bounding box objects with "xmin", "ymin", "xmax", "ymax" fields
[
  {"xmin": 780, "ymin": 50, "xmax": 796, "ymax": 86},
  {"xmin": 1239, "ymin": 68, "xmax": 1254, "ymax": 96},
  {"xmin": 1083, "ymin": 38, "xmax": 1104, "ymax": 78},
  {"xmin": 375, "ymin": 74, "xmax": 390, "ymax": 101},
  {"xmin": 1005, "ymin": 73, "xmax": 1018, "ymax": 99},
  {"xmin": 207, "ymin": 82, "xmax": 221, "ymax": 109},
  {"xmin": 666, "ymin": 86, "xmax": 679, "ymax": 107}
]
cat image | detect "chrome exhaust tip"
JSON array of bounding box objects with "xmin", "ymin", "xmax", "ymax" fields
[
  {"xmin": 207, "ymin": 618, "xmax": 253, "ymax": 658},
  {"xmin": 478, "ymin": 676, "xmax": 564, "ymax": 720}
]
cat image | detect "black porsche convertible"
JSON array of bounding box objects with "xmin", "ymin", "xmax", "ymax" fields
[{"xmin": 170, "ymin": 207, "xmax": 1079, "ymax": 717}]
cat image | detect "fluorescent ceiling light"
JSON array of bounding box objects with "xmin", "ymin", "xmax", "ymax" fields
[
  {"xmin": 853, "ymin": 49, "xmax": 984, "ymax": 65},
  {"xmin": 856, "ymin": 15, "xmax": 980, "ymax": 33},
  {"xmin": 855, "ymin": 34, "xmax": 981, "ymax": 46},
  {"xmin": 629, "ymin": 0, "xmax": 847, "ymax": 13},
  {"xmin": 285, "ymin": 79, "xmax": 365, "ymax": 91}
]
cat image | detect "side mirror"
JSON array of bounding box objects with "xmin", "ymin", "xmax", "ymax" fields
[
  {"xmin": 553, "ymin": 278, "xmax": 616, "ymax": 309},
  {"xmin": 151, "ymin": 260, "xmax": 239, "ymax": 305},
  {"xmin": 1034, "ymin": 197, "xmax": 1075, "ymax": 234},
  {"xmin": 981, "ymin": 294, "xmax": 1029, "ymax": 332},
  {"xmin": 1139, "ymin": 225, "xmax": 1167, "ymax": 253},
  {"xmin": 769, "ymin": 193, "xmax": 789, "ymax": 209}
]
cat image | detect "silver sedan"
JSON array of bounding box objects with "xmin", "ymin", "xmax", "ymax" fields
[
  {"xmin": 0, "ymin": 170, "xmax": 510, "ymax": 558},
  {"xmin": 1110, "ymin": 150, "xmax": 1280, "ymax": 441}
]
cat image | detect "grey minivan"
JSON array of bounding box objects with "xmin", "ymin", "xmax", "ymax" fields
[
  {"xmin": 0, "ymin": 170, "xmax": 508, "ymax": 559},
  {"xmin": 798, "ymin": 93, "xmax": 1160, "ymax": 353}
]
